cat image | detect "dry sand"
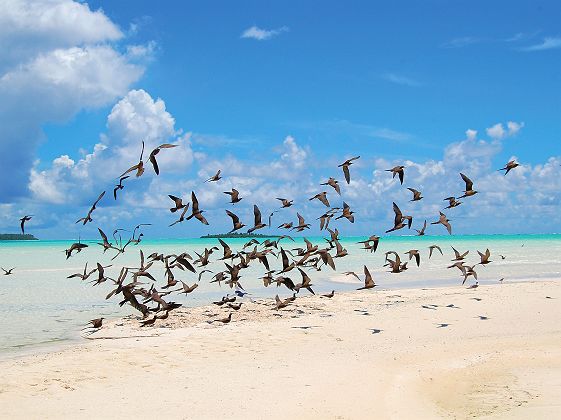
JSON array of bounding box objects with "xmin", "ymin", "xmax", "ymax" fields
[{"xmin": 1, "ymin": 280, "xmax": 560, "ymax": 419}]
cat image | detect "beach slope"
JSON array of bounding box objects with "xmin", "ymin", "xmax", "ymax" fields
[{"xmin": 1, "ymin": 280, "xmax": 560, "ymax": 419}]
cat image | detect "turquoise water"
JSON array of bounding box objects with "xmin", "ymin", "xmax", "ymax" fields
[{"xmin": 1, "ymin": 234, "xmax": 560, "ymax": 355}]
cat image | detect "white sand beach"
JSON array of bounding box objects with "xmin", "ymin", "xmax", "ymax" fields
[{"xmin": 1, "ymin": 280, "xmax": 560, "ymax": 419}]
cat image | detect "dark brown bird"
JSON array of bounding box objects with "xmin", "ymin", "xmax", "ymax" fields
[
  {"xmin": 168, "ymin": 195, "xmax": 187, "ymax": 213},
  {"xmin": 65, "ymin": 242, "xmax": 88, "ymax": 259},
  {"xmin": 186, "ymin": 191, "xmax": 209, "ymax": 225},
  {"xmin": 407, "ymin": 188, "xmax": 423, "ymax": 201},
  {"xmin": 405, "ymin": 249, "xmax": 421, "ymax": 267},
  {"xmin": 247, "ymin": 205, "xmax": 267, "ymax": 234},
  {"xmin": 321, "ymin": 177, "xmax": 341, "ymax": 195},
  {"xmin": 276, "ymin": 198, "xmax": 293, "ymax": 208},
  {"xmin": 335, "ymin": 202, "xmax": 355, "ymax": 223},
  {"xmin": 333, "ymin": 240, "xmax": 348, "ymax": 258},
  {"xmin": 338, "ymin": 156, "xmax": 360, "ymax": 184},
  {"xmin": 84, "ymin": 317, "xmax": 104, "ymax": 329},
  {"xmin": 458, "ymin": 173, "xmax": 477, "ymax": 198},
  {"xmin": 97, "ymin": 228, "xmax": 116, "ymax": 253},
  {"xmin": 293, "ymin": 213, "xmax": 311, "ymax": 232},
  {"xmin": 309, "ymin": 192, "xmax": 330, "ymax": 207},
  {"xmin": 460, "ymin": 265, "xmax": 478, "ymax": 284},
  {"xmin": 294, "ymin": 268, "xmax": 315, "ymax": 294},
  {"xmin": 358, "ymin": 235, "xmax": 380, "ymax": 253},
  {"xmin": 169, "ymin": 204, "xmax": 190, "ymax": 227},
  {"xmin": 451, "ymin": 246, "xmax": 469, "ymax": 261},
  {"xmin": 67, "ymin": 263, "xmax": 96, "ymax": 280},
  {"xmin": 224, "ymin": 188, "xmax": 242, "ymax": 204},
  {"xmin": 428, "ymin": 245, "xmax": 443, "ymax": 259},
  {"xmin": 386, "ymin": 166, "xmax": 405, "ymax": 184},
  {"xmin": 148, "ymin": 143, "xmax": 178, "ymax": 175},
  {"xmin": 444, "ymin": 196, "xmax": 462, "ymax": 209},
  {"xmin": 226, "ymin": 210, "xmax": 245, "ymax": 232},
  {"xmin": 278, "ymin": 221, "xmax": 293, "ymax": 229},
  {"xmin": 347, "ymin": 265, "xmax": 375, "ymax": 290},
  {"xmin": 113, "ymin": 175, "xmax": 129, "ymax": 200},
  {"xmin": 477, "ymin": 249, "xmax": 492, "ymax": 265},
  {"xmin": 206, "ymin": 169, "xmax": 222, "ymax": 182},
  {"xmin": 499, "ymin": 160, "xmax": 519, "ymax": 175},
  {"xmin": 211, "ymin": 313, "xmax": 232, "ymax": 324},
  {"xmin": 176, "ymin": 281, "xmax": 199, "ymax": 295},
  {"xmin": 1, "ymin": 267, "xmax": 15, "ymax": 275},
  {"xmin": 20, "ymin": 215, "xmax": 32, "ymax": 234},
  {"xmin": 431, "ymin": 212, "xmax": 452, "ymax": 235},
  {"xmin": 75, "ymin": 191, "xmax": 105, "ymax": 225},
  {"xmin": 415, "ymin": 220, "xmax": 427, "ymax": 236},
  {"xmin": 386, "ymin": 202, "xmax": 407, "ymax": 233},
  {"xmin": 274, "ymin": 294, "xmax": 290, "ymax": 310},
  {"xmin": 121, "ymin": 141, "xmax": 146, "ymax": 177}
]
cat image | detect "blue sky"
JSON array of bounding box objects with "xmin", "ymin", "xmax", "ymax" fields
[{"xmin": 0, "ymin": 0, "xmax": 560, "ymax": 238}]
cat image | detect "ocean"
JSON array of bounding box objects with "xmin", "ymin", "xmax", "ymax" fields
[{"xmin": 1, "ymin": 234, "xmax": 560, "ymax": 355}]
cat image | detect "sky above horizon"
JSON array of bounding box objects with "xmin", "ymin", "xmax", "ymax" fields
[{"xmin": 0, "ymin": 0, "xmax": 560, "ymax": 239}]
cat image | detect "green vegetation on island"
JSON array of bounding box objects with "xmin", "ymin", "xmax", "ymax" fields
[{"xmin": 0, "ymin": 233, "xmax": 38, "ymax": 240}]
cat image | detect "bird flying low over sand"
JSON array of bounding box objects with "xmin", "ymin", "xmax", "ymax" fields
[
  {"xmin": 338, "ymin": 156, "xmax": 360, "ymax": 184},
  {"xmin": 346, "ymin": 265, "xmax": 376, "ymax": 290},
  {"xmin": 428, "ymin": 245, "xmax": 443, "ymax": 259}
]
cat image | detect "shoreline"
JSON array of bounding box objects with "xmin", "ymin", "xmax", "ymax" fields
[
  {"xmin": 1, "ymin": 277, "xmax": 558, "ymax": 361},
  {"xmin": 1, "ymin": 279, "xmax": 560, "ymax": 418},
  {"xmin": 2, "ymin": 276, "xmax": 560, "ymax": 362}
]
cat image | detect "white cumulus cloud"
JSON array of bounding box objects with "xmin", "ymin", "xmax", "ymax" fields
[{"xmin": 241, "ymin": 25, "xmax": 288, "ymax": 41}]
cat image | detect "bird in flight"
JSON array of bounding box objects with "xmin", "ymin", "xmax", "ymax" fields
[
  {"xmin": 75, "ymin": 191, "xmax": 105, "ymax": 225},
  {"xmin": 499, "ymin": 160, "xmax": 519, "ymax": 175},
  {"xmin": 338, "ymin": 156, "xmax": 360, "ymax": 184},
  {"xmin": 20, "ymin": 215, "xmax": 32, "ymax": 234},
  {"xmin": 386, "ymin": 165, "xmax": 405, "ymax": 184}
]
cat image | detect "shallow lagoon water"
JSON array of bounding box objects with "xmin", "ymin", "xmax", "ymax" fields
[{"xmin": 1, "ymin": 234, "xmax": 560, "ymax": 354}]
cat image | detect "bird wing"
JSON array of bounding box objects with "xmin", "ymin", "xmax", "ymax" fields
[
  {"xmin": 342, "ymin": 165, "xmax": 351, "ymax": 183},
  {"xmin": 191, "ymin": 191, "xmax": 200, "ymax": 212},
  {"xmin": 460, "ymin": 173, "xmax": 474, "ymax": 191},
  {"xmin": 149, "ymin": 149, "xmax": 160, "ymax": 175},
  {"xmin": 195, "ymin": 212, "xmax": 209, "ymax": 225},
  {"xmin": 318, "ymin": 193, "xmax": 330, "ymax": 207},
  {"xmin": 253, "ymin": 205, "xmax": 262, "ymax": 225},
  {"xmin": 226, "ymin": 209, "xmax": 240, "ymax": 224},
  {"xmin": 92, "ymin": 191, "xmax": 106, "ymax": 208}
]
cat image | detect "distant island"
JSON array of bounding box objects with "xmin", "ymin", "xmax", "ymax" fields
[
  {"xmin": 201, "ymin": 233, "xmax": 281, "ymax": 239},
  {"xmin": 0, "ymin": 233, "xmax": 38, "ymax": 240}
]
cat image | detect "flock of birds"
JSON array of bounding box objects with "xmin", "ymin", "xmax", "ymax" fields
[{"xmin": 5, "ymin": 141, "xmax": 522, "ymax": 334}]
